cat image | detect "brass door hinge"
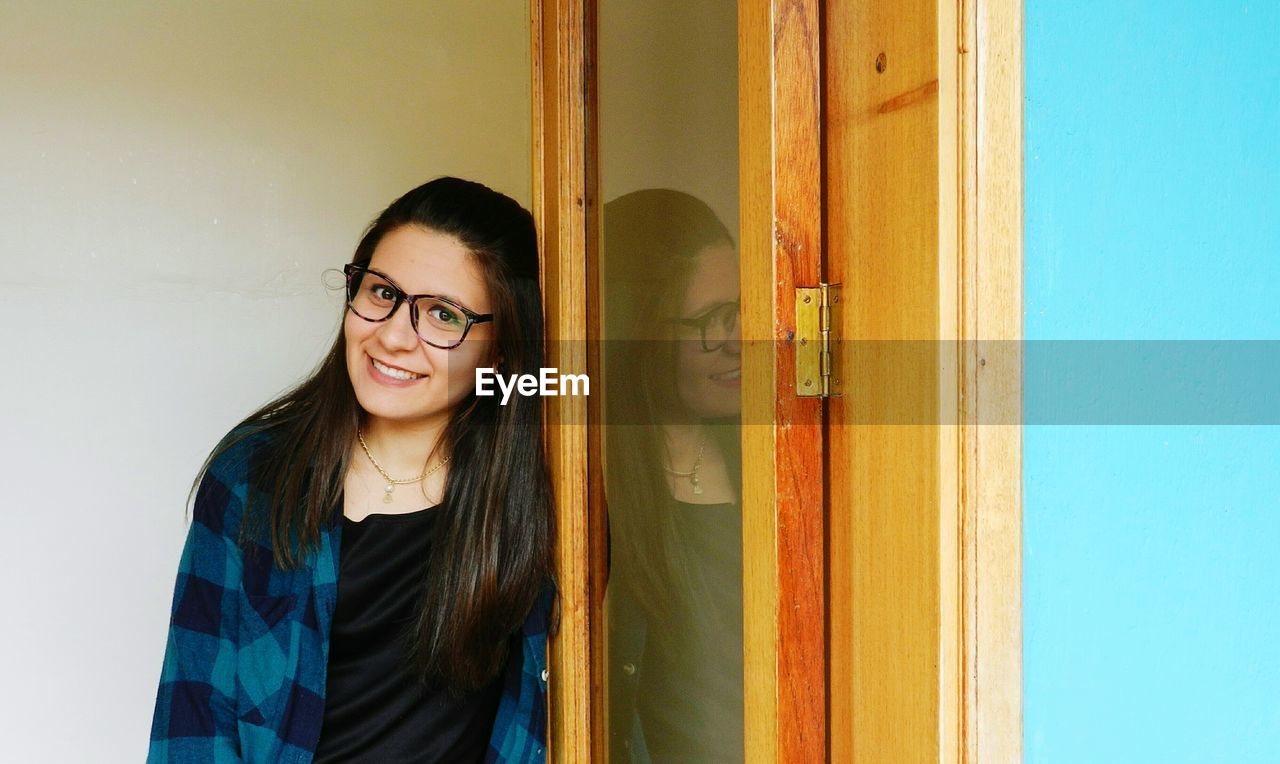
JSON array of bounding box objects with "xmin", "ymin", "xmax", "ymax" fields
[{"xmin": 795, "ymin": 283, "xmax": 841, "ymax": 398}]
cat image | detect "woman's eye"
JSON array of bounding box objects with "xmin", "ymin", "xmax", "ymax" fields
[
  {"xmin": 427, "ymin": 304, "xmax": 462, "ymax": 326},
  {"xmin": 369, "ymin": 284, "xmax": 396, "ymax": 302}
]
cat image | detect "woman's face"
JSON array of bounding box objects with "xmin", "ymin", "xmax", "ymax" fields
[
  {"xmin": 673, "ymin": 242, "xmax": 741, "ymax": 419},
  {"xmin": 344, "ymin": 225, "xmax": 496, "ymax": 430}
]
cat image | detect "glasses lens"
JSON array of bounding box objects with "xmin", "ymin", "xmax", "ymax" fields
[
  {"xmin": 415, "ymin": 298, "xmax": 468, "ymax": 347},
  {"xmin": 348, "ymin": 270, "xmax": 398, "ymax": 321},
  {"xmin": 701, "ymin": 302, "xmax": 740, "ymax": 351}
]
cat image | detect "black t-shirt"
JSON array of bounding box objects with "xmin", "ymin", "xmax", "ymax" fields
[
  {"xmin": 313, "ymin": 505, "xmax": 502, "ymax": 763},
  {"xmin": 633, "ymin": 500, "xmax": 744, "ymax": 762}
]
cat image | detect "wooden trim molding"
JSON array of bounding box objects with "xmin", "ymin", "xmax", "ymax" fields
[
  {"xmin": 948, "ymin": 0, "xmax": 1025, "ymax": 759},
  {"xmin": 738, "ymin": 4, "xmax": 779, "ymax": 758},
  {"xmin": 963, "ymin": 0, "xmax": 1024, "ymax": 758},
  {"xmin": 530, "ymin": 1, "xmax": 603, "ymax": 760}
]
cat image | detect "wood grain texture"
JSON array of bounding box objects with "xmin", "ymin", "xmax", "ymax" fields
[
  {"xmin": 949, "ymin": 0, "xmax": 1025, "ymax": 759},
  {"xmin": 531, "ymin": 1, "xmax": 602, "ymax": 760},
  {"xmin": 772, "ymin": 1, "xmax": 827, "ymax": 761},
  {"xmin": 969, "ymin": 0, "xmax": 1023, "ymax": 758},
  {"xmin": 738, "ymin": 1, "xmax": 779, "ymax": 759},
  {"xmin": 824, "ymin": 0, "xmax": 1024, "ymax": 757},
  {"xmin": 581, "ymin": 1, "xmax": 608, "ymax": 759},
  {"xmin": 740, "ymin": 0, "xmax": 827, "ymax": 761},
  {"xmin": 825, "ymin": 0, "xmax": 1023, "ymax": 760},
  {"xmin": 939, "ymin": 0, "xmax": 966, "ymax": 757},
  {"xmin": 825, "ymin": 0, "xmax": 943, "ymax": 761}
]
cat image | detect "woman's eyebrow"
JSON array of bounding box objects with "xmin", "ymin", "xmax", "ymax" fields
[
  {"xmin": 406, "ymin": 287, "xmax": 456, "ymax": 301},
  {"xmin": 412, "ymin": 288, "xmax": 484, "ymax": 313},
  {"xmin": 370, "ymin": 268, "xmax": 477, "ymax": 310},
  {"xmin": 417, "ymin": 290, "xmax": 469, "ymax": 306},
  {"xmin": 390, "ymin": 279, "xmax": 461, "ymax": 304}
]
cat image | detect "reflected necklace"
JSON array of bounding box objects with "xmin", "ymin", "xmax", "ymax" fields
[
  {"xmin": 663, "ymin": 431, "xmax": 706, "ymax": 496},
  {"xmin": 357, "ymin": 428, "xmax": 450, "ymax": 504}
]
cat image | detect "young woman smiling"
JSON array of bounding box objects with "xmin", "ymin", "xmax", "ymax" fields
[{"xmin": 148, "ymin": 178, "xmax": 555, "ymax": 763}]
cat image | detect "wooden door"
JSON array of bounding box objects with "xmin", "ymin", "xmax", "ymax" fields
[
  {"xmin": 742, "ymin": 0, "xmax": 1023, "ymax": 760},
  {"xmin": 533, "ymin": 0, "xmax": 1022, "ymax": 760}
]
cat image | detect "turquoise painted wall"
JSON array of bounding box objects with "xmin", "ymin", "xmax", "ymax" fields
[{"xmin": 1025, "ymin": 1, "xmax": 1280, "ymax": 761}]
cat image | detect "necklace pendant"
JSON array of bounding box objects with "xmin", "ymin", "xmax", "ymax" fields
[
  {"xmin": 692, "ymin": 476, "xmax": 703, "ymax": 496},
  {"xmin": 383, "ymin": 484, "xmax": 395, "ymax": 504}
]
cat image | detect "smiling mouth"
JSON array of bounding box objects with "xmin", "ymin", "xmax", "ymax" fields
[
  {"xmin": 371, "ymin": 356, "xmax": 424, "ymax": 381},
  {"xmin": 709, "ymin": 368, "xmax": 740, "ymax": 381}
]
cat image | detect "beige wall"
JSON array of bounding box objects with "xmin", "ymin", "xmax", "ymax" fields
[
  {"xmin": 599, "ymin": 0, "xmax": 738, "ymax": 235},
  {"xmin": 0, "ymin": 2, "xmax": 529, "ymax": 759}
]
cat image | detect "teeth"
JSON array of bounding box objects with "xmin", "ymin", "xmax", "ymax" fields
[
  {"xmin": 372, "ymin": 358, "xmax": 422, "ymax": 380},
  {"xmin": 710, "ymin": 368, "xmax": 741, "ymax": 381}
]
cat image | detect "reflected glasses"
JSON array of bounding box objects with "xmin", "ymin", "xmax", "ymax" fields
[
  {"xmin": 670, "ymin": 300, "xmax": 740, "ymax": 352},
  {"xmin": 342, "ymin": 264, "xmax": 493, "ymax": 350}
]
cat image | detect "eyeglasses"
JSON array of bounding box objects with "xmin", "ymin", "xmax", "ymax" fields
[
  {"xmin": 341, "ymin": 264, "xmax": 493, "ymax": 350},
  {"xmin": 670, "ymin": 300, "xmax": 740, "ymax": 352}
]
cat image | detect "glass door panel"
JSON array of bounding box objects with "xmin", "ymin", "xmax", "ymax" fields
[{"xmin": 597, "ymin": 1, "xmax": 741, "ymax": 759}]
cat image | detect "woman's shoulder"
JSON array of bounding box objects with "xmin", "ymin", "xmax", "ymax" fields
[
  {"xmin": 206, "ymin": 422, "xmax": 276, "ymax": 486},
  {"xmin": 521, "ymin": 582, "xmax": 558, "ymax": 638},
  {"xmin": 212, "ymin": 419, "xmax": 285, "ymax": 473},
  {"xmin": 191, "ymin": 423, "xmax": 277, "ymax": 534}
]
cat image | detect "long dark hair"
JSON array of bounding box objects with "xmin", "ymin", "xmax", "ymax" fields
[
  {"xmin": 601, "ymin": 189, "xmax": 741, "ymax": 622},
  {"xmin": 192, "ymin": 177, "xmax": 555, "ymax": 691}
]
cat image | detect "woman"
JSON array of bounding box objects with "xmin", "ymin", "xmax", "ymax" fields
[
  {"xmin": 148, "ymin": 177, "xmax": 555, "ymax": 763},
  {"xmin": 602, "ymin": 189, "xmax": 743, "ymax": 762}
]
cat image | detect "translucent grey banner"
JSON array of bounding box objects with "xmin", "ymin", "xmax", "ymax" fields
[{"xmin": 496, "ymin": 341, "xmax": 1280, "ymax": 425}]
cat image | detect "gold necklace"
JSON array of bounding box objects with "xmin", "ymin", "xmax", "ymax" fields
[
  {"xmin": 357, "ymin": 428, "xmax": 450, "ymax": 504},
  {"xmin": 662, "ymin": 431, "xmax": 706, "ymax": 496}
]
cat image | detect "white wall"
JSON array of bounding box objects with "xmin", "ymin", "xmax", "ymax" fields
[
  {"xmin": 598, "ymin": 0, "xmax": 738, "ymax": 234},
  {"xmin": 0, "ymin": 2, "xmax": 530, "ymax": 759}
]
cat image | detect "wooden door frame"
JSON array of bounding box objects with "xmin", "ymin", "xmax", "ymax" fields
[
  {"xmin": 953, "ymin": 0, "xmax": 1024, "ymax": 758},
  {"xmin": 531, "ymin": 0, "xmax": 1021, "ymax": 760},
  {"xmin": 530, "ymin": 1, "xmax": 603, "ymax": 761}
]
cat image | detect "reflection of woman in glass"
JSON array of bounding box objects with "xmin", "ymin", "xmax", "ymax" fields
[
  {"xmin": 148, "ymin": 178, "xmax": 554, "ymax": 763},
  {"xmin": 603, "ymin": 189, "xmax": 743, "ymax": 761}
]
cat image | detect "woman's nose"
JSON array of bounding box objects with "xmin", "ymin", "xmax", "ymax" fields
[{"xmin": 376, "ymin": 302, "xmax": 421, "ymax": 350}]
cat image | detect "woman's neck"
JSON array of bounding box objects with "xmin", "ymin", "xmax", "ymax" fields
[
  {"xmin": 358, "ymin": 414, "xmax": 449, "ymax": 476},
  {"xmin": 663, "ymin": 421, "xmax": 705, "ymax": 466},
  {"xmin": 662, "ymin": 420, "xmax": 739, "ymax": 504}
]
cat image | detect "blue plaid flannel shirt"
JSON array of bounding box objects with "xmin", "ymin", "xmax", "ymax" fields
[{"xmin": 148, "ymin": 432, "xmax": 550, "ymax": 763}]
